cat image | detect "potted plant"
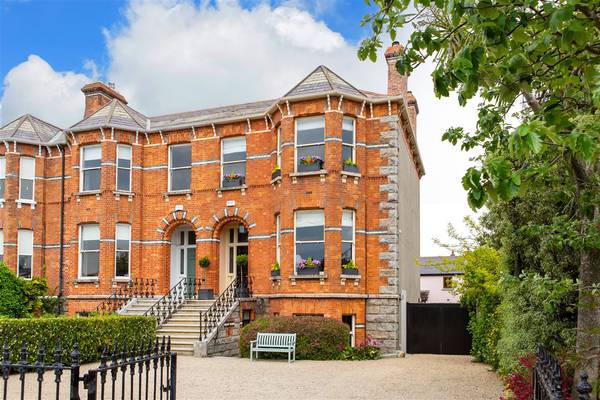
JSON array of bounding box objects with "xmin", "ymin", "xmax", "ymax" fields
[
  {"xmin": 296, "ymin": 257, "xmax": 321, "ymax": 275},
  {"xmin": 271, "ymin": 262, "xmax": 280, "ymax": 278},
  {"xmin": 342, "ymin": 260, "xmax": 359, "ymax": 275},
  {"xmin": 343, "ymin": 158, "xmax": 359, "ymax": 174},
  {"xmin": 271, "ymin": 165, "xmax": 281, "ymax": 180},
  {"xmin": 223, "ymin": 171, "xmax": 245, "ymax": 187},
  {"xmin": 299, "ymin": 155, "xmax": 324, "ymax": 172},
  {"xmin": 198, "ymin": 256, "xmax": 213, "ymax": 299}
]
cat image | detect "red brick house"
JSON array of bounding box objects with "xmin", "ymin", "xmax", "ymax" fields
[{"xmin": 0, "ymin": 42, "xmax": 423, "ymax": 354}]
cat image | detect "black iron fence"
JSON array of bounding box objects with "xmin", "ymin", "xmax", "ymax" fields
[
  {"xmin": 96, "ymin": 278, "xmax": 157, "ymax": 314},
  {"xmin": 199, "ymin": 277, "xmax": 239, "ymax": 341},
  {"xmin": 533, "ymin": 346, "xmax": 593, "ymax": 400},
  {"xmin": 1, "ymin": 336, "xmax": 176, "ymax": 400}
]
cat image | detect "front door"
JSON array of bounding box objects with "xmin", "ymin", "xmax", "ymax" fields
[
  {"xmin": 220, "ymin": 224, "xmax": 248, "ymax": 293},
  {"xmin": 170, "ymin": 227, "xmax": 196, "ymax": 289}
]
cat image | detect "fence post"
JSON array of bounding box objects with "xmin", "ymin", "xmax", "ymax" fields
[
  {"xmin": 84, "ymin": 370, "xmax": 97, "ymax": 400},
  {"xmin": 69, "ymin": 343, "xmax": 81, "ymax": 400},
  {"xmin": 170, "ymin": 353, "xmax": 177, "ymax": 400},
  {"xmin": 576, "ymin": 372, "xmax": 592, "ymax": 400}
]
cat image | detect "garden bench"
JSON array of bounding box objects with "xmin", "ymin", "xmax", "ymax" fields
[{"xmin": 250, "ymin": 333, "xmax": 296, "ymax": 363}]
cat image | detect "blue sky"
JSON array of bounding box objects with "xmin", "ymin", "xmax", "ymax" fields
[
  {"xmin": 1, "ymin": 0, "xmax": 372, "ymax": 90},
  {"xmin": 0, "ymin": 0, "xmax": 479, "ymax": 255}
]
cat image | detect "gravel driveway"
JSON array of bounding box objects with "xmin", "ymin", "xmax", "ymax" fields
[{"xmin": 176, "ymin": 354, "xmax": 503, "ymax": 400}]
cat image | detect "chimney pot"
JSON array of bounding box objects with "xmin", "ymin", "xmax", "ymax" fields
[{"xmin": 384, "ymin": 42, "xmax": 407, "ymax": 96}]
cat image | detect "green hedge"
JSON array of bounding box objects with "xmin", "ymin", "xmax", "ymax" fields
[
  {"xmin": 240, "ymin": 316, "xmax": 349, "ymax": 360},
  {"xmin": 0, "ymin": 315, "xmax": 156, "ymax": 364}
]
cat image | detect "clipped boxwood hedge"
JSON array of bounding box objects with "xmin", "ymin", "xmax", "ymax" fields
[
  {"xmin": 0, "ymin": 315, "xmax": 156, "ymax": 364},
  {"xmin": 240, "ymin": 316, "xmax": 349, "ymax": 360}
]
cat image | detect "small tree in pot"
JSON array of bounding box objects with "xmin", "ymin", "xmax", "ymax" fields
[{"xmin": 198, "ymin": 256, "xmax": 213, "ymax": 299}]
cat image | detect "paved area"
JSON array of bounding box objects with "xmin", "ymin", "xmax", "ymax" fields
[
  {"xmin": 176, "ymin": 354, "xmax": 502, "ymax": 400},
  {"xmin": 5, "ymin": 354, "xmax": 502, "ymax": 399}
]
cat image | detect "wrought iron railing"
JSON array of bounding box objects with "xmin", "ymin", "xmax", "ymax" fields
[
  {"xmin": 143, "ymin": 278, "xmax": 202, "ymax": 327},
  {"xmin": 1, "ymin": 337, "xmax": 176, "ymax": 400},
  {"xmin": 533, "ymin": 346, "xmax": 593, "ymax": 400},
  {"xmin": 199, "ymin": 277, "xmax": 240, "ymax": 341},
  {"xmin": 96, "ymin": 278, "xmax": 157, "ymax": 314}
]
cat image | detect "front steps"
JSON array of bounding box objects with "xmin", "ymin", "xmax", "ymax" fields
[{"xmin": 121, "ymin": 298, "xmax": 215, "ymax": 356}]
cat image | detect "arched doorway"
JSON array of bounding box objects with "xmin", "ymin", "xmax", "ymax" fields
[
  {"xmin": 169, "ymin": 225, "xmax": 196, "ymax": 288},
  {"xmin": 219, "ymin": 222, "xmax": 248, "ymax": 293}
]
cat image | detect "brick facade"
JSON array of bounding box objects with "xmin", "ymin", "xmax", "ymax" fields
[{"xmin": 0, "ymin": 47, "xmax": 423, "ymax": 353}]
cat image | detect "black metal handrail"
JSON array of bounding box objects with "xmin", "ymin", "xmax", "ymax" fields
[
  {"xmin": 96, "ymin": 278, "xmax": 157, "ymax": 314},
  {"xmin": 533, "ymin": 346, "xmax": 593, "ymax": 400},
  {"xmin": 143, "ymin": 278, "xmax": 202, "ymax": 327},
  {"xmin": 198, "ymin": 277, "xmax": 239, "ymax": 341}
]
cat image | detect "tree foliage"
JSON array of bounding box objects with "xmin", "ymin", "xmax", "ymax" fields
[{"xmin": 359, "ymin": 0, "xmax": 600, "ymax": 385}]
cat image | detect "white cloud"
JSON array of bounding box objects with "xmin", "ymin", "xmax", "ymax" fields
[
  {"xmin": 0, "ymin": 0, "xmax": 481, "ymax": 255},
  {"xmin": 0, "ymin": 55, "xmax": 90, "ymax": 127}
]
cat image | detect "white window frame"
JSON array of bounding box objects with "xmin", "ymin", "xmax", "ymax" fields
[
  {"xmin": 275, "ymin": 214, "xmax": 281, "ymax": 266},
  {"xmin": 115, "ymin": 223, "xmax": 131, "ymax": 278},
  {"xmin": 17, "ymin": 229, "xmax": 33, "ymax": 279},
  {"xmin": 168, "ymin": 143, "xmax": 192, "ymax": 192},
  {"xmin": 0, "ymin": 229, "xmax": 4, "ymax": 263},
  {"xmin": 342, "ymin": 314, "xmax": 356, "ymax": 347},
  {"xmin": 79, "ymin": 224, "xmax": 100, "ymax": 279},
  {"xmin": 342, "ymin": 116, "xmax": 356, "ymax": 164},
  {"xmin": 221, "ymin": 136, "xmax": 246, "ymax": 183},
  {"xmin": 276, "ymin": 127, "xmax": 282, "ymax": 168},
  {"xmin": 342, "ymin": 209, "xmax": 355, "ymax": 265},
  {"xmin": 80, "ymin": 145, "xmax": 102, "ymax": 192},
  {"xmin": 294, "ymin": 210, "xmax": 325, "ymax": 274},
  {"xmin": 295, "ymin": 116, "xmax": 325, "ymax": 172},
  {"xmin": 19, "ymin": 156, "xmax": 35, "ymax": 202},
  {"xmin": 116, "ymin": 144, "xmax": 132, "ymax": 192},
  {"xmin": 0, "ymin": 156, "xmax": 5, "ymax": 201}
]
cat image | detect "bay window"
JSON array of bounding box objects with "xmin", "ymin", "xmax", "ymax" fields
[
  {"xmin": 342, "ymin": 117, "xmax": 355, "ymax": 164},
  {"xmin": 80, "ymin": 145, "xmax": 101, "ymax": 192},
  {"xmin": 295, "ymin": 210, "xmax": 325, "ymax": 272},
  {"xmin": 342, "ymin": 210, "xmax": 355, "ymax": 266},
  {"xmin": 0, "ymin": 157, "xmax": 5, "ymax": 200},
  {"xmin": 221, "ymin": 137, "xmax": 246, "ymax": 185},
  {"xmin": 19, "ymin": 157, "xmax": 35, "ymax": 201},
  {"xmin": 116, "ymin": 145, "xmax": 132, "ymax": 192},
  {"xmin": 168, "ymin": 144, "xmax": 191, "ymax": 192},
  {"xmin": 17, "ymin": 229, "xmax": 33, "ymax": 279},
  {"xmin": 79, "ymin": 224, "xmax": 100, "ymax": 278},
  {"xmin": 115, "ymin": 223, "xmax": 131, "ymax": 278},
  {"xmin": 296, "ymin": 116, "xmax": 325, "ymax": 172}
]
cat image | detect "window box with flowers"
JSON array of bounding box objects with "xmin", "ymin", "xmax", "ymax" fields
[
  {"xmin": 342, "ymin": 260, "xmax": 359, "ymax": 276},
  {"xmin": 222, "ymin": 172, "xmax": 245, "ymax": 188},
  {"xmin": 342, "ymin": 159, "xmax": 359, "ymax": 174},
  {"xmin": 271, "ymin": 166, "xmax": 281, "ymax": 180},
  {"xmin": 296, "ymin": 257, "xmax": 321, "ymax": 275},
  {"xmin": 299, "ymin": 155, "xmax": 324, "ymax": 173},
  {"xmin": 271, "ymin": 262, "xmax": 280, "ymax": 278}
]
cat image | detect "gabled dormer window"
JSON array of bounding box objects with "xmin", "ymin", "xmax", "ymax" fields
[
  {"xmin": 296, "ymin": 116, "xmax": 325, "ymax": 172},
  {"xmin": 81, "ymin": 145, "xmax": 101, "ymax": 192},
  {"xmin": 168, "ymin": 144, "xmax": 191, "ymax": 192},
  {"xmin": 19, "ymin": 157, "xmax": 35, "ymax": 201}
]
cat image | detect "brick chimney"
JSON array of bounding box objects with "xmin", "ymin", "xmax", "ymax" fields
[
  {"xmin": 384, "ymin": 41, "xmax": 408, "ymax": 96},
  {"xmin": 406, "ymin": 90, "xmax": 419, "ymax": 130},
  {"xmin": 81, "ymin": 82, "xmax": 127, "ymax": 118}
]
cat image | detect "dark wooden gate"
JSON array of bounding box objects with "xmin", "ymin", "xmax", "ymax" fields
[{"xmin": 407, "ymin": 303, "xmax": 471, "ymax": 355}]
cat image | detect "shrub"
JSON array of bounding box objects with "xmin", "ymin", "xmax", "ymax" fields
[
  {"xmin": 340, "ymin": 336, "xmax": 381, "ymax": 360},
  {"xmin": 240, "ymin": 316, "xmax": 349, "ymax": 360},
  {"xmin": 0, "ymin": 263, "xmax": 28, "ymax": 318},
  {"xmin": 0, "ymin": 315, "xmax": 156, "ymax": 364}
]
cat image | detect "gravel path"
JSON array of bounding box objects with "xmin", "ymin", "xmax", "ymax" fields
[
  {"xmin": 176, "ymin": 354, "xmax": 503, "ymax": 400},
  {"xmin": 4, "ymin": 354, "xmax": 502, "ymax": 399}
]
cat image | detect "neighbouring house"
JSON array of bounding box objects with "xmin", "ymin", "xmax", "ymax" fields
[
  {"xmin": 0, "ymin": 42, "xmax": 423, "ymax": 355},
  {"xmin": 419, "ymin": 256, "xmax": 463, "ymax": 303}
]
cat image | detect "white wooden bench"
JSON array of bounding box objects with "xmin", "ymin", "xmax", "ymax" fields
[{"xmin": 249, "ymin": 333, "xmax": 296, "ymax": 363}]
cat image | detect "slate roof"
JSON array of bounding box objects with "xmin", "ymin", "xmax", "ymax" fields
[
  {"xmin": 148, "ymin": 99, "xmax": 274, "ymax": 132},
  {"xmin": 70, "ymin": 99, "xmax": 148, "ymax": 132},
  {"xmin": 285, "ymin": 65, "xmax": 366, "ymax": 98},
  {"xmin": 0, "ymin": 114, "xmax": 65, "ymax": 145},
  {"xmin": 419, "ymin": 256, "xmax": 463, "ymax": 276}
]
